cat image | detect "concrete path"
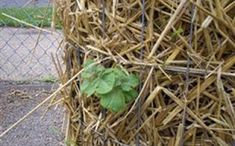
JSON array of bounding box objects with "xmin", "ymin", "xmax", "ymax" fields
[{"xmin": 0, "ymin": 27, "xmax": 63, "ymax": 80}]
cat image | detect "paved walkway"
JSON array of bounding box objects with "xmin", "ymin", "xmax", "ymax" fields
[{"xmin": 0, "ymin": 27, "xmax": 63, "ymax": 80}]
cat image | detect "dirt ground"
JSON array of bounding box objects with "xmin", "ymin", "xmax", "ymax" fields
[{"xmin": 0, "ymin": 80, "xmax": 64, "ymax": 146}]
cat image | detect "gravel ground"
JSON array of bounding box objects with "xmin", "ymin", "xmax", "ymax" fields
[{"xmin": 0, "ymin": 81, "xmax": 65, "ymax": 146}]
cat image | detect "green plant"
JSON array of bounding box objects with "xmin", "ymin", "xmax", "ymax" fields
[
  {"xmin": 65, "ymin": 138, "xmax": 78, "ymax": 146},
  {"xmin": 80, "ymin": 60, "xmax": 140, "ymax": 112},
  {"xmin": 171, "ymin": 27, "xmax": 184, "ymax": 39},
  {"xmin": 40, "ymin": 75, "xmax": 58, "ymax": 83}
]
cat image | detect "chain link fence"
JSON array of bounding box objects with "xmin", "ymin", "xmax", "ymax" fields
[{"xmin": 0, "ymin": 0, "xmax": 63, "ymax": 81}]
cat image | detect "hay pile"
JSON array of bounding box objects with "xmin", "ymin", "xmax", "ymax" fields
[{"xmin": 56, "ymin": 0, "xmax": 235, "ymax": 145}]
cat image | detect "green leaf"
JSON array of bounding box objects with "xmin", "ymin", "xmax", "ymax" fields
[
  {"xmin": 113, "ymin": 68, "xmax": 127, "ymax": 86},
  {"xmin": 81, "ymin": 79, "xmax": 98, "ymax": 96},
  {"xmin": 127, "ymin": 74, "xmax": 140, "ymax": 88},
  {"xmin": 81, "ymin": 60, "xmax": 104, "ymax": 79},
  {"xmin": 96, "ymin": 73, "xmax": 115, "ymax": 94},
  {"xmin": 81, "ymin": 70, "xmax": 94, "ymax": 79},
  {"xmin": 172, "ymin": 27, "xmax": 184, "ymax": 38},
  {"xmin": 124, "ymin": 89, "xmax": 138, "ymax": 103},
  {"xmin": 83, "ymin": 59, "xmax": 94, "ymax": 67},
  {"xmin": 80, "ymin": 60, "xmax": 140, "ymax": 112},
  {"xmin": 121, "ymin": 74, "xmax": 139, "ymax": 91},
  {"xmin": 80, "ymin": 80, "xmax": 89, "ymax": 93},
  {"xmin": 100, "ymin": 88, "xmax": 126, "ymax": 112},
  {"xmin": 112, "ymin": 68, "xmax": 126, "ymax": 77},
  {"xmin": 121, "ymin": 83, "xmax": 132, "ymax": 91},
  {"xmin": 96, "ymin": 65, "xmax": 105, "ymax": 73},
  {"xmin": 103, "ymin": 68, "xmax": 114, "ymax": 74}
]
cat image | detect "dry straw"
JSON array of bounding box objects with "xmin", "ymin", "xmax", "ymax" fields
[{"xmin": 56, "ymin": 0, "xmax": 235, "ymax": 145}]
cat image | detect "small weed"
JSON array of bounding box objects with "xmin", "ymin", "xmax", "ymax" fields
[
  {"xmin": 40, "ymin": 75, "xmax": 58, "ymax": 83},
  {"xmin": 172, "ymin": 27, "xmax": 184, "ymax": 40},
  {"xmin": 15, "ymin": 80, "xmax": 31, "ymax": 85},
  {"xmin": 65, "ymin": 138, "xmax": 78, "ymax": 146}
]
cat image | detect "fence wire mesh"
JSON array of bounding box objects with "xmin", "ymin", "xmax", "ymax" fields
[{"xmin": 0, "ymin": 0, "xmax": 62, "ymax": 81}]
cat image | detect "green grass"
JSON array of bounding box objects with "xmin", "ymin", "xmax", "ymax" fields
[
  {"xmin": 40, "ymin": 74, "xmax": 58, "ymax": 83},
  {"xmin": 0, "ymin": 7, "xmax": 61, "ymax": 28}
]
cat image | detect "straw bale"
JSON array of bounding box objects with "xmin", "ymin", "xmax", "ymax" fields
[{"xmin": 56, "ymin": 0, "xmax": 235, "ymax": 145}]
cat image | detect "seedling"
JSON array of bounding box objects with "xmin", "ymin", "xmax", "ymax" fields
[
  {"xmin": 172, "ymin": 27, "xmax": 184, "ymax": 39},
  {"xmin": 80, "ymin": 60, "xmax": 140, "ymax": 112}
]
